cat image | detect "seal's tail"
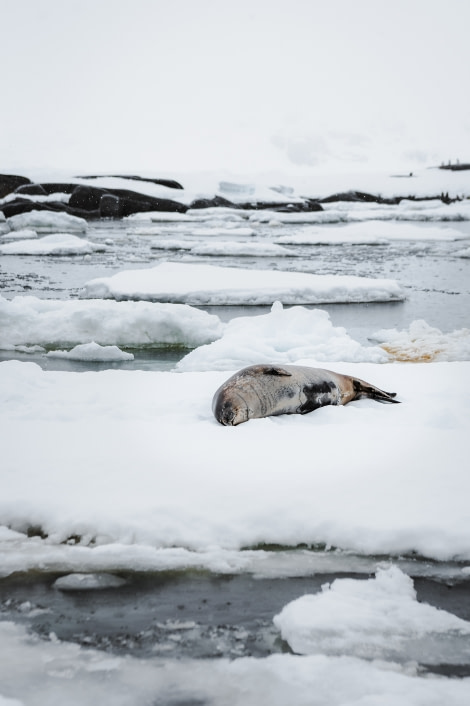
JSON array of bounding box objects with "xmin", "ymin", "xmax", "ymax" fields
[{"xmin": 353, "ymin": 379, "xmax": 400, "ymax": 404}]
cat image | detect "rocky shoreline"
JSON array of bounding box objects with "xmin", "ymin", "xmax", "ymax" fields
[{"xmin": 0, "ymin": 172, "xmax": 465, "ymax": 221}]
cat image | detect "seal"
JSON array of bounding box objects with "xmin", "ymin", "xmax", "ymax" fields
[{"xmin": 212, "ymin": 364, "xmax": 399, "ymax": 426}]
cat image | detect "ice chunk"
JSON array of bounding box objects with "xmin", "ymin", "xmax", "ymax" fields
[
  {"xmin": 177, "ymin": 302, "xmax": 388, "ymax": 371},
  {"xmin": 0, "ymin": 295, "xmax": 224, "ymax": 349},
  {"xmin": 53, "ymin": 573, "xmax": 127, "ymax": 590},
  {"xmin": 46, "ymin": 342, "xmax": 134, "ymax": 362},
  {"xmin": 274, "ymin": 566, "xmax": 470, "ymax": 663},
  {"xmin": 82, "ymin": 262, "xmax": 405, "ymax": 305},
  {"xmin": 0, "ymin": 234, "xmax": 105, "ymax": 256},
  {"xmin": 7, "ymin": 210, "xmax": 87, "ymax": 233}
]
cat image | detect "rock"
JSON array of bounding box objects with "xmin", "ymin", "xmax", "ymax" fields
[
  {"xmin": 320, "ymin": 190, "xmax": 400, "ymax": 205},
  {"xmin": 69, "ymin": 185, "xmax": 187, "ymax": 216},
  {"xmin": 0, "ymin": 200, "xmax": 65, "ymax": 218},
  {"xmin": 39, "ymin": 183, "xmax": 81, "ymax": 195},
  {"xmin": 238, "ymin": 200, "xmax": 323, "ymax": 212},
  {"xmin": 15, "ymin": 184, "xmax": 47, "ymax": 196},
  {"xmin": 0, "ymin": 174, "xmax": 31, "ymax": 199},
  {"xmin": 189, "ymin": 195, "xmax": 238, "ymax": 209}
]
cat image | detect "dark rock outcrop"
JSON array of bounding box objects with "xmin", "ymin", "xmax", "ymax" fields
[
  {"xmin": 189, "ymin": 195, "xmax": 238, "ymax": 210},
  {"xmin": 319, "ymin": 190, "xmax": 400, "ymax": 205},
  {"xmin": 68, "ymin": 185, "xmax": 187, "ymax": 217},
  {"xmin": 0, "ymin": 174, "xmax": 31, "ymax": 199},
  {"xmin": 238, "ymin": 200, "xmax": 323, "ymax": 212}
]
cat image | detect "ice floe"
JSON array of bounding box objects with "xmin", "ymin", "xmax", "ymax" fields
[
  {"xmin": 1, "ymin": 359, "xmax": 469, "ymax": 564},
  {"xmin": 53, "ymin": 572, "xmax": 127, "ymax": 591},
  {"xmin": 151, "ymin": 239, "xmax": 291, "ymax": 257},
  {"xmin": 2, "ymin": 621, "xmax": 469, "ymax": 706},
  {"xmin": 0, "ymin": 233, "xmax": 105, "ymax": 256},
  {"xmin": 46, "ymin": 342, "xmax": 134, "ymax": 362},
  {"xmin": 177, "ymin": 302, "xmax": 388, "ymax": 371},
  {"xmin": 82, "ymin": 262, "xmax": 405, "ymax": 305},
  {"xmin": 0, "ymin": 228, "xmax": 37, "ymax": 241},
  {"xmin": 275, "ymin": 221, "xmax": 469, "ymax": 245},
  {"xmin": 7, "ymin": 210, "xmax": 88, "ymax": 233},
  {"xmin": 274, "ymin": 566, "xmax": 470, "ymax": 663},
  {"xmin": 0, "ymin": 295, "xmax": 223, "ymax": 349}
]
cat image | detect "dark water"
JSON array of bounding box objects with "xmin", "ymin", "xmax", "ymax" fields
[
  {"xmin": 1, "ymin": 218, "xmax": 469, "ymax": 371},
  {"xmin": 2, "ymin": 570, "xmax": 470, "ymax": 675}
]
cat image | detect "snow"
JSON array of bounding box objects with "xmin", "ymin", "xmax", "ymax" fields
[
  {"xmin": 46, "ymin": 342, "xmax": 134, "ymax": 362},
  {"xmin": 0, "ymin": 233, "xmax": 105, "ymax": 256},
  {"xmin": 371, "ymin": 320, "xmax": 470, "ymax": 362},
  {"xmin": 1, "ymin": 621, "xmax": 469, "ymax": 706},
  {"xmin": 177, "ymin": 302, "xmax": 388, "ymax": 371},
  {"xmin": 275, "ymin": 221, "xmax": 470, "ymax": 245},
  {"xmin": 82, "ymin": 262, "xmax": 405, "ymax": 305},
  {"xmin": 1, "ymin": 357, "xmax": 469, "ymax": 565},
  {"xmin": 6, "ymin": 210, "xmax": 88, "ymax": 234},
  {"xmin": 274, "ymin": 566, "xmax": 470, "ymax": 663},
  {"xmin": 0, "ymin": 295, "xmax": 224, "ymax": 349}
]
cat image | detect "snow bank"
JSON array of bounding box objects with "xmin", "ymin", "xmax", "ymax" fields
[
  {"xmin": 2, "ymin": 621, "xmax": 469, "ymax": 706},
  {"xmin": 274, "ymin": 566, "xmax": 470, "ymax": 663},
  {"xmin": 46, "ymin": 342, "xmax": 134, "ymax": 362},
  {"xmin": 0, "ymin": 295, "xmax": 224, "ymax": 349},
  {"xmin": 177, "ymin": 302, "xmax": 388, "ymax": 371},
  {"xmin": 82, "ymin": 262, "xmax": 405, "ymax": 305},
  {"xmin": 7, "ymin": 210, "xmax": 87, "ymax": 233},
  {"xmin": 0, "ymin": 233, "xmax": 105, "ymax": 256},
  {"xmin": 1, "ymin": 359, "xmax": 470, "ymax": 565},
  {"xmin": 371, "ymin": 320, "xmax": 470, "ymax": 362},
  {"xmin": 275, "ymin": 221, "xmax": 469, "ymax": 245}
]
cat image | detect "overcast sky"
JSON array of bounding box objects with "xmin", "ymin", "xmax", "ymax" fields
[{"xmin": 1, "ymin": 0, "xmax": 469, "ymax": 176}]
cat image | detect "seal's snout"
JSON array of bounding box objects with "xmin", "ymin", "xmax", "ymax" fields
[
  {"xmin": 219, "ymin": 402, "xmax": 236, "ymax": 426},
  {"xmin": 212, "ymin": 393, "xmax": 236, "ymax": 426}
]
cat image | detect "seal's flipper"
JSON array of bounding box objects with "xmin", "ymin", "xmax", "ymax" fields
[{"xmin": 353, "ymin": 379, "xmax": 400, "ymax": 403}]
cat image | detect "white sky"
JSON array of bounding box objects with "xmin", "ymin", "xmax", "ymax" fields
[{"xmin": 0, "ymin": 0, "xmax": 469, "ymax": 176}]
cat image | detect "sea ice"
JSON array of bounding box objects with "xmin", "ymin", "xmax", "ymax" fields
[
  {"xmin": 275, "ymin": 220, "xmax": 469, "ymax": 245},
  {"xmin": 82, "ymin": 262, "xmax": 405, "ymax": 305},
  {"xmin": 0, "ymin": 621, "xmax": 469, "ymax": 706},
  {"xmin": 46, "ymin": 342, "xmax": 134, "ymax": 362},
  {"xmin": 0, "ymin": 295, "xmax": 224, "ymax": 349},
  {"xmin": 1, "ymin": 359, "xmax": 469, "ymax": 564},
  {"xmin": 149, "ymin": 239, "xmax": 291, "ymax": 257},
  {"xmin": 7, "ymin": 210, "xmax": 88, "ymax": 233},
  {"xmin": 53, "ymin": 572, "xmax": 127, "ymax": 590},
  {"xmin": 0, "ymin": 234, "xmax": 105, "ymax": 256},
  {"xmin": 177, "ymin": 302, "xmax": 388, "ymax": 371},
  {"xmin": 274, "ymin": 566, "xmax": 470, "ymax": 663}
]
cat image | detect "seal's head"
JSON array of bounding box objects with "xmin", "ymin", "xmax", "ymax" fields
[{"xmin": 212, "ymin": 388, "xmax": 250, "ymax": 426}]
